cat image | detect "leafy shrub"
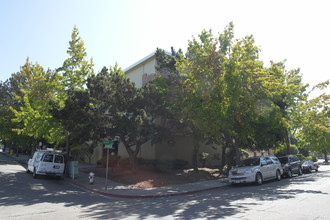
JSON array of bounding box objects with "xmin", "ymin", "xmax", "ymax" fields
[
  {"xmin": 311, "ymin": 155, "xmax": 318, "ymax": 162},
  {"xmin": 274, "ymin": 144, "xmax": 299, "ymax": 157},
  {"xmin": 305, "ymin": 155, "xmax": 318, "ymax": 162},
  {"xmin": 296, "ymin": 153, "xmax": 304, "ymax": 161}
]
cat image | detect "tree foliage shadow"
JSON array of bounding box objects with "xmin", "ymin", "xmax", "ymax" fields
[
  {"xmin": 1, "ymin": 155, "xmax": 329, "ymax": 219},
  {"xmin": 79, "ymin": 168, "xmax": 329, "ymax": 219}
]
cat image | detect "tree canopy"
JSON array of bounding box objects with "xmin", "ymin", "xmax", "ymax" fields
[
  {"xmin": 87, "ymin": 65, "xmax": 169, "ymax": 167},
  {"xmin": 162, "ymin": 22, "xmax": 312, "ymax": 166},
  {"xmin": 1, "ymin": 23, "xmax": 329, "ymax": 170},
  {"xmin": 10, "ymin": 59, "xmax": 65, "ymax": 146},
  {"xmin": 57, "ymin": 25, "xmax": 94, "ymax": 91}
]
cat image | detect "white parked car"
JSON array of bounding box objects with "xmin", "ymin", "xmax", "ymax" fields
[
  {"xmin": 27, "ymin": 149, "xmax": 65, "ymax": 179},
  {"xmin": 228, "ymin": 156, "xmax": 283, "ymax": 185}
]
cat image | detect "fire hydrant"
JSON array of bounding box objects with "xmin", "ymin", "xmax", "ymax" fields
[{"xmin": 89, "ymin": 172, "xmax": 95, "ymax": 184}]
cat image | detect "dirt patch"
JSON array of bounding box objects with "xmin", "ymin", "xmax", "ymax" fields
[{"xmin": 80, "ymin": 166, "xmax": 224, "ymax": 189}]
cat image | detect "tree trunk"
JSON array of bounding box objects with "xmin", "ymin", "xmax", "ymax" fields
[
  {"xmin": 224, "ymin": 132, "xmax": 235, "ymax": 169},
  {"xmin": 233, "ymin": 138, "xmax": 240, "ymax": 166},
  {"xmin": 192, "ymin": 135, "xmax": 200, "ymax": 173},
  {"xmin": 192, "ymin": 150, "xmax": 198, "ymax": 172},
  {"xmin": 224, "ymin": 132, "xmax": 240, "ymax": 167},
  {"xmin": 125, "ymin": 146, "xmax": 136, "ymax": 171},
  {"xmin": 220, "ymin": 145, "xmax": 227, "ymax": 173},
  {"xmin": 128, "ymin": 155, "xmax": 136, "ymax": 171},
  {"xmin": 124, "ymin": 143, "xmax": 141, "ymax": 172},
  {"xmin": 66, "ymin": 131, "xmax": 70, "ymax": 159},
  {"xmin": 324, "ymin": 152, "xmax": 328, "ymax": 163},
  {"xmin": 284, "ymin": 129, "xmax": 291, "ymax": 155}
]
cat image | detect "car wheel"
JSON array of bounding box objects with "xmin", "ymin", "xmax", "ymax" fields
[
  {"xmin": 26, "ymin": 169, "xmax": 30, "ymax": 174},
  {"xmin": 33, "ymin": 168, "xmax": 37, "ymax": 178},
  {"xmin": 298, "ymin": 167, "xmax": 303, "ymax": 176},
  {"xmin": 308, "ymin": 166, "xmax": 312, "ymax": 173},
  {"xmin": 255, "ymin": 172, "xmax": 263, "ymax": 185},
  {"xmin": 287, "ymin": 169, "xmax": 293, "ymax": 178},
  {"xmin": 276, "ymin": 170, "xmax": 281, "ymax": 181},
  {"xmin": 315, "ymin": 168, "xmax": 318, "ymax": 172}
]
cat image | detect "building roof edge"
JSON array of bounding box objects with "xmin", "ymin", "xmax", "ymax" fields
[{"xmin": 124, "ymin": 49, "xmax": 171, "ymax": 73}]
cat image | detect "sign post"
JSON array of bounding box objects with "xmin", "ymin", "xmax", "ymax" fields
[{"xmin": 102, "ymin": 139, "xmax": 113, "ymax": 190}]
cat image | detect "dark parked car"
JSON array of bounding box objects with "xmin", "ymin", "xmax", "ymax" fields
[
  {"xmin": 278, "ymin": 155, "xmax": 303, "ymax": 178},
  {"xmin": 302, "ymin": 160, "xmax": 319, "ymax": 173}
]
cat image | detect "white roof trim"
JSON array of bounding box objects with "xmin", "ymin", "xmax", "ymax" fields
[{"xmin": 124, "ymin": 50, "xmax": 172, "ymax": 73}]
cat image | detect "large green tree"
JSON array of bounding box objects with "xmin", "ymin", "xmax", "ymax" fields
[
  {"xmin": 265, "ymin": 61, "xmax": 308, "ymax": 155},
  {"xmin": 51, "ymin": 89, "xmax": 93, "ymax": 150},
  {"xmin": 155, "ymin": 31, "xmax": 272, "ymax": 170},
  {"xmin": 0, "ymin": 77, "xmax": 34, "ymax": 150},
  {"xmin": 10, "ymin": 59, "xmax": 66, "ymax": 146},
  {"xmin": 52, "ymin": 26, "xmax": 95, "ymax": 154},
  {"xmin": 87, "ymin": 65, "xmax": 167, "ymax": 169},
  {"xmin": 175, "ymin": 24, "xmax": 267, "ymax": 166},
  {"xmin": 0, "ymin": 80, "xmax": 15, "ymax": 147},
  {"xmin": 298, "ymin": 84, "xmax": 330, "ymax": 161},
  {"xmin": 175, "ymin": 22, "xmax": 308, "ymax": 167},
  {"xmin": 154, "ymin": 48, "xmax": 208, "ymax": 172},
  {"xmin": 57, "ymin": 25, "xmax": 94, "ymax": 91},
  {"xmin": 1, "ymin": 69, "xmax": 47, "ymax": 154}
]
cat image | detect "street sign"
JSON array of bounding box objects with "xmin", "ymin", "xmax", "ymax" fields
[
  {"xmin": 101, "ymin": 139, "xmax": 114, "ymax": 190},
  {"xmin": 102, "ymin": 140, "xmax": 114, "ymax": 149}
]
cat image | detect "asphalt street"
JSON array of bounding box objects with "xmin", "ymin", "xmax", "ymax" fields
[{"xmin": 1, "ymin": 153, "xmax": 330, "ymax": 219}]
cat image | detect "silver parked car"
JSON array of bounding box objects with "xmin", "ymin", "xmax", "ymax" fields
[{"xmin": 228, "ymin": 156, "xmax": 283, "ymax": 185}]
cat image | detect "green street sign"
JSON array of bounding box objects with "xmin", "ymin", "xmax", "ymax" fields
[{"xmin": 102, "ymin": 140, "xmax": 114, "ymax": 149}]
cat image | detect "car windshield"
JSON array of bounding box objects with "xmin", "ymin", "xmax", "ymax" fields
[
  {"xmin": 302, "ymin": 160, "xmax": 310, "ymax": 165},
  {"xmin": 238, "ymin": 158, "xmax": 260, "ymax": 167},
  {"xmin": 278, "ymin": 157, "xmax": 288, "ymax": 164}
]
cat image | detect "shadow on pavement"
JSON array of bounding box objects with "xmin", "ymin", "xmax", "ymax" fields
[{"xmin": 1, "ymin": 152, "xmax": 329, "ymax": 220}]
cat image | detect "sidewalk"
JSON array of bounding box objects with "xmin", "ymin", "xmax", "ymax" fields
[
  {"xmin": 69, "ymin": 168, "xmax": 228, "ymax": 198},
  {"xmin": 1, "ymin": 151, "xmax": 229, "ymax": 198},
  {"xmin": 1, "ymin": 150, "xmax": 31, "ymax": 166}
]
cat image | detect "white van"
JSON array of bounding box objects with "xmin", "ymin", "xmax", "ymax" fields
[{"xmin": 27, "ymin": 149, "xmax": 65, "ymax": 178}]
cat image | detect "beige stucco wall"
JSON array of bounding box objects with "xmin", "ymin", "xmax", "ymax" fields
[
  {"xmin": 91, "ymin": 145, "xmax": 103, "ymax": 163},
  {"xmin": 153, "ymin": 136, "xmax": 223, "ymax": 167},
  {"xmin": 115, "ymin": 135, "xmax": 223, "ymax": 167},
  {"xmin": 155, "ymin": 136, "xmax": 193, "ymax": 162},
  {"xmin": 125, "ymin": 57, "xmax": 156, "ymax": 88},
  {"xmin": 117, "ymin": 141, "xmax": 156, "ymax": 160},
  {"xmin": 82, "ymin": 143, "xmax": 103, "ymax": 164}
]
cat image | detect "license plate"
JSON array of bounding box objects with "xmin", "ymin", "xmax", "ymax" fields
[{"xmin": 53, "ymin": 165, "xmax": 60, "ymax": 169}]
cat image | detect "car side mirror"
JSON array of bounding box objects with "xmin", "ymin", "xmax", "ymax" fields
[{"xmin": 261, "ymin": 161, "xmax": 267, "ymax": 166}]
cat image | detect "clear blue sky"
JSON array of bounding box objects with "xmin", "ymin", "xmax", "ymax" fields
[{"xmin": 1, "ymin": 0, "xmax": 329, "ymax": 95}]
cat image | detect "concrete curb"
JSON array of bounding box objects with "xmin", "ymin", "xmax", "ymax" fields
[{"xmin": 69, "ymin": 179, "xmax": 225, "ymax": 199}]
